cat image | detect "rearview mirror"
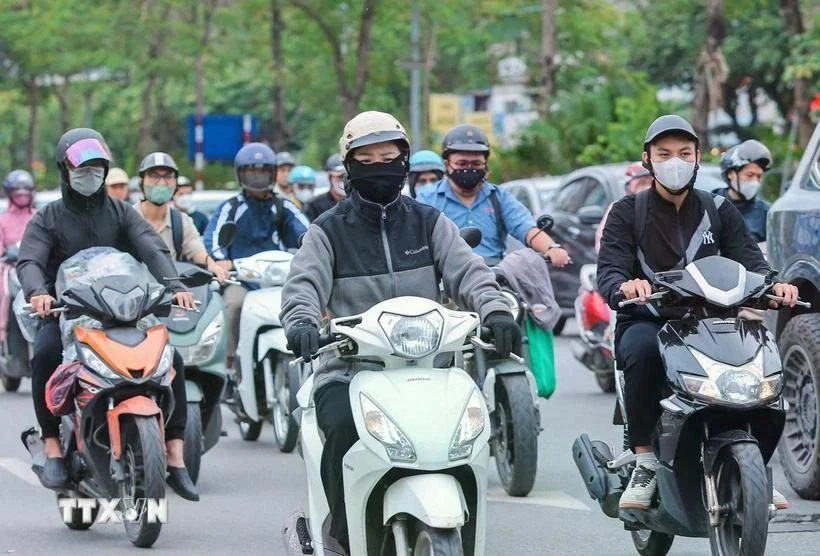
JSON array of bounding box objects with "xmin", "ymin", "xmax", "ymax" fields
[
  {"xmin": 536, "ymin": 214, "xmax": 554, "ymax": 233},
  {"xmin": 577, "ymin": 205, "xmax": 604, "ymax": 226},
  {"xmin": 178, "ymin": 266, "xmax": 212, "ymax": 288},
  {"xmin": 217, "ymin": 222, "xmax": 237, "ymax": 249},
  {"xmin": 460, "ymin": 227, "xmax": 482, "ymax": 249}
]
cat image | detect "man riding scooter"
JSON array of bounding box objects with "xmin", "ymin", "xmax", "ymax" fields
[{"xmin": 596, "ymin": 114, "xmax": 798, "ymax": 511}]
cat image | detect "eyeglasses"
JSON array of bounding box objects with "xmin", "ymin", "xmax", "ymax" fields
[
  {"xmin": 449, "ymin": 160, "xmax": 486, "ymax": 170},
  {"xmin": 145, "ymin": 170, "xmax": 176, "ymax": 183}
]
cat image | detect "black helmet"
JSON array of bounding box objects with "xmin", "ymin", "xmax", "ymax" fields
[
  {"xmin": 643, "ymin": 115, "xmax": 699, "ymax": 151},
  {"xmin": 138, "ymin": 152, "xmax": 179, "ymax": 177},
  {"xmin": 56, "ymin": 128, "xmax": 112, "ymax": 173},
  {"xmin": 325, "ymin": 153, "xmax": 344, "ymax": 173},
  {"xmin": 441, "ymin": 124, "xmax": 491, "ymax": 158},
  {"xmin": 720, "ymin": 140, "xmax": 772, "ymax": 182}
]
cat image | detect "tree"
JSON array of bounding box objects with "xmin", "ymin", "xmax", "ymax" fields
[
  {"xmin": 539, "ymin": 0, "xmax": 558, "ymax": 117},
  {"xmin": 691, "ymin": 0, "xmax": 727, "ymax": 151},
  {"xmin": 780, "ymin": 0, "xmax": 814, "ymax": 148}
]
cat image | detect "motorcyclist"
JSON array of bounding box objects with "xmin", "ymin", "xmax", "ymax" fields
[
  {"xmin": 203, "ymin": 142, "xmax": 308, "ymax": 375},
  {"xmin": 274, "ymin": 151, "xmax": 296, "ymax": 198},
  {"xmin": 280, "ymin": 110, "xmax": 519, "ymax": 554},
  {"xmin": 416, "ymin": 124, "xmax": 570, "ymax": 267},
  {"xmin": 716, "ymin": 140, "xmax": 772, "ymax": 244},
  {"xmin": 286, "ymin": 165, "xmax": 316, "ymax": 209},
  {"xmin": 596, "ymin": 115, "xmax": 798, "ymax": 511},
  {"xmin": 303, "ymin": 153, "xmax": 346, "ymax": 221},
  {"xmin": 16, "ymin": 128, "xmax": 201, "ymax": 501},
  {"xmin": 133, "ymin": 152, "xmax": 229, "ymax": 282},
  {"xmin": 104, "ymin": 167, "xmax": 130, "ymax": 202},
  {"xmin": 174, "ymin": 175, "xmax": 209, "ymax": 234},
  {"xmin": 406, "ymin": 149, "xmax": 444, "ymax": 198},
  {"xmin": 594, "ymin": 162, "xmax": 653, "ymax": 253}
]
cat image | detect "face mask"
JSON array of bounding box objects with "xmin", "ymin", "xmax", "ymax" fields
[
  {"xmin": 347, "ymin": 158, "xmax": 407, "ymax": 206},
  {"xmin": 331, "ymin": 178, "xmax": 346, "ymax": 198},
  {"xmin": 651, "ymin": 157, "xmax": 695, "ymax": 194},
  {"xmin": 413, "ymin": 183, "xmax": 434, "ymax": 198},
  {"xmin": 735, "ymin": 179, "xmax": 761, "ymax": 200},
  {"xmin": 295, "ymin": 188, "xmax": 314, "ymax": 203},
  {"xmin": 9, "ymin": 191, "xmax": 32, "ymax": 208},
  {"xmin": 174, "ymin": 193, "xmax": 194, "ymax": 212},
  {"xmin": 448, "ymin": 168, "xmax": 486, "ymax": 190},
  {"xmin": 68, "ymin": 167, "xmax": 105, "ymax": 197},
  {"xmin": 144, "ymin": 184, "xmax": 174, "ymax": 205}
]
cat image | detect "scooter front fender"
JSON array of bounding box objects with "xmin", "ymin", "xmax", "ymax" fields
[
  {"xmin": 383, "ymin": 474, "xmax": 467, "ymax": 528},
  {"xmin": 703, "ymin": 430, "xmax": 759, "ymax": 473},
  {"xmin": 257, "ymin": 327, "xmax": 290, "ymax": 359},
  {"xmin": 482, "ymin": 361, "xmax": 538, "ymax": 412}
]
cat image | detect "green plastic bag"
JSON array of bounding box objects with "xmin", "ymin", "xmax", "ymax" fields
[{"xmin": 525, "ymin": 316, "xmax": 556, "ymax": 398}]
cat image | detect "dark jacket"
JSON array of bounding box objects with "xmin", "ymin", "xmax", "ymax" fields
[
  {"xmin": 714, "ymin": 187, "xmax": 770, "ymax": 243},
  {"xmin": 188, "ymin": 209, "xmax": 209, "ymax": 235},
  {"xmin": 17, "ymin": 178, "xmax": 184, "ymax": 300},
  {"xmin": 303, "ymin": 192, "xmax": 338, "ymax": 222},
  {"xmin": 597, "ymin": 187, "xmax": 770, "ymax": 325}
]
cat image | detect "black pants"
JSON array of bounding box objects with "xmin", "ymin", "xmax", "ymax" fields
[
  {"xmin": 31, "ymin": 318, "xmax": 187, "ymax": 440},
  {"xmin": 615, "ymin": 319, "xmax": 664, "ymax": 448},
  {"xmin": 315, "ymin": 381, "xmax": 359, "ymax": 551}
]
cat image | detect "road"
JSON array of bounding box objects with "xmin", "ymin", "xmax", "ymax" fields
[{"xmin": 1, "ymin": 320, "xmax": 819, "ymax": 555}]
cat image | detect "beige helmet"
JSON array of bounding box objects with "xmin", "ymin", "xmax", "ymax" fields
[
  {"xmin": 339, "ymin": 111, "xmax": 409, "ymax": 162},
  {"xmin": 105, "ymin": 167, "xmax": 129, "ymax": 186}
]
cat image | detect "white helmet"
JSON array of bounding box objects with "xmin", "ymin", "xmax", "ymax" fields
[{"xmin": 339, "ymin": 111, "xmax": 409, "ymax": 162}]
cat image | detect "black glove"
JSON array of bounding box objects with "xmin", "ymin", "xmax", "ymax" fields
[
  {"xmin": 483, "ymin": 311, "xmax": 521, "ymax": 358},
  {"xmin": 286, "ymin": 322, "xmax": 320, "ymax": 360}
]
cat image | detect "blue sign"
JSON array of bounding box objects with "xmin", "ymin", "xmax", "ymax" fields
[{"xmin": 187, "ymin": 114, "xmax": 259, "ymax": 163}]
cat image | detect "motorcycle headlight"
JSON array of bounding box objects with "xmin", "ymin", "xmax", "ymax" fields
[
  {"xmin": 378, "ymin": 310, "xmax": 443, "ymax": 359},
  {"xmin": 681, "ymin": 349, "xmax": 780, "ymax": 404},
  {"xmin": 100, "ymin": 286, "xmax": 144, "ymax": 322},
  {"xmin": 154, "ymin": 345, "xmax": 174, "ymax": 377},
  {"xmin": 360, "ymin": 393, "xmax": 416, "ymax": 462},
  {"xmin": 179, "ymin": 312, "xmax": 223, "ymax": 366},
  {"xmin": 78, "ymin": 344, "xmax": 121, "ymax": 380},
  {"xmin": 260, "ymin": 262, "xmax": 289, "ymax": 288},
  {"xmin": 449, "ymin": 389, "xmax": 486, "ymax": 461},
  {"xmin": 500, "ymin": 290, "xmax": 521, "ymax": 322}
]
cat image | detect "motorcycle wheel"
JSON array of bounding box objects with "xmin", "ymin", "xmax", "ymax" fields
[
  {"xmin": 708, "ymin": 443, "xmax": 769, "ymax": 556},
  {"xmin": 552, "ymin": 316, "xmax": 567, "ymax": 336},
  {"xmin": 1, "ymin": 374, "xmax": 21, "ymax": 392},
  {"xmin": 595, "ymin": 370, "xmax": 615, "ymax": 393},
  {"xmin": 492, "ymin": 374, "xmax": 538, "ymax": 497},
  {"xmin": 631, "ymin": 529, "xmax": 674, "ymax": 556},
  {"xmin": 778, "ymin": 314, "xmax": 820, "ymax": 499},
  {"xmin": 120, "ymin": 416, "xmax": 166, "ymax": 548},
  {"xmin": 272, "ymin": 356, "xmax": 299, "ymax": 453},
  {"xmin": 183, "ymin": 402, "xmax": 203, "ymax": 484},
  {"xmin": 57, "ymin": 492, "xmax": 98, "ymax": 530},
  {"xmin": 412, "ymin": 521, "xmax": 463, "ymax": 556},
  {"xmin": 238, "ymin": 419, "xmax": 262, "ymax": 441}
]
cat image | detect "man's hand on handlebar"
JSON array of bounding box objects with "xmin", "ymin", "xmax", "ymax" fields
[
  {"xmin": 286, "ymin": 322, "xmax": 320, "ymax": 360},
  {"xmin": 173, "ymin": 291, "xmax": 197, "ymax": 311},
  {"xmin": 545, "ymin": 247, "xmax": 570, "ymax": 268},
  {"xmin": 619, "ymin": 279, "xmax": 653, "ymax": 304},
  {"xmin": 30, "ymin": 294, "xmax": 57, "ymax": 318},
  {"xmin": 207, "ymin": 259, "xmax": 231, "ymax": 284},
  {"xmin": 770, "ymin": 283, "xmax": 799, "ymax": 308}
]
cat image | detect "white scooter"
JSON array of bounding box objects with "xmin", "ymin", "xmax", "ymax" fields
[
  {"xmin": 224, "ymin": 249, "xmax": 300, "ymax": 451},
  {"xmin": 283, "ymin": 296, "xmax": 492, "ymax": 556}
]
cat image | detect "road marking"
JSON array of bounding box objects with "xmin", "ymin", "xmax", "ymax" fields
[
  {"xmin": 488, "ymin": 488, "xmax": 590, "ymax": 511},
  {"xmin": 0, "ymin": 457, "xmax": 41, "ymax": 487}
]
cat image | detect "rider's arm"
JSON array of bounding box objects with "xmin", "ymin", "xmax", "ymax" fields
[
  {"xmin": 279, "ymin": 198, "xmax": 310, "ymax": 249},
  {"xmin": 596, "ymin": 198, "xmax": 637, "ymax": 309},
  {"xmin": 279, "ymin": 225, "xmax": 333, "ymax": 331},
  {"xmin": 717, "ymin": 200, "xmax": 770, "ymax": 275},
  {"xmin": 16, "ymin": 211, "xmax": 53, "ymax": 299},
  {"xmin": 431, "ymin": 214, "xmax": 509, "ymax": 320},
  {"xmin": 496, "ymin": 187, "xmax": 536, "ymax": 246},
  {"xmin": 121, "ymin": 204, "xmax": 185, "ymax": 293}
]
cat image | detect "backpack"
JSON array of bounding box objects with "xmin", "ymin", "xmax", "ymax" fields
[
  {"xmin": 631, "ymin": 188, "xmax": 722, "ymax": 250},
  {"xmin": 488, "ymin": 188, "xmax": 507, "ymax": 244},
  {"xmin": 169, "ymin": 207, "xmax": 184, "ymax": 262}
]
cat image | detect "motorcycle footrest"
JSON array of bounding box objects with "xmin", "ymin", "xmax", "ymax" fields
[
  {"xmin": 572, "ymin": 434, "xmax": 623, "ymax": 518},
  {"xmin": 296, "ymin": 516, "xmax": 313, "ymax": 554}
]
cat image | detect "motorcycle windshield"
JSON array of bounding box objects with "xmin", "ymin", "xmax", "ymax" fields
[{"xmin": 659, "ymin": 256, "xmax": 767, "ymax": 308}]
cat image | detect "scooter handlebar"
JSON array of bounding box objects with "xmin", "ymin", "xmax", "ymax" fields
[
  {"xmin": 473, "ymin": 327, "xmax": 525, "ymax": 364},
  {"xmin": 765, "ymin": 294, "xmax": 811, "ymax": 309}
]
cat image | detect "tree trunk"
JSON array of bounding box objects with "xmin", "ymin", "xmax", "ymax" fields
[
  {"xmin": 779, "ymin": 0, "xmax": 812, "ymax": 148},
  {"xmin": 691, "ymin": 0, "xmax": 726, "ymax": 151},
  {"xmin": 421, "ymin": 15, "xmax": 437, "ymax": 142},
  {"xmin": 540, "ymin": 0, "xmax": 558, "ymax": 118},
  {"xmin": 25, "ymin": 78, "xmax": 39, "ymax": 168},
  {"xmin": 270, "ymin": 0, "xmax": 290, "ymax": 150},
  {"xmin": 56, "ymin": 77, "xmax": 71, "ymax": 132},
  {"xmin": 139, "ymin": 73, "xmax": 157, "ymax": 155}
]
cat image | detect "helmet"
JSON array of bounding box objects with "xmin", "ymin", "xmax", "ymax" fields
[
  {"xmin": 339, "ymin": 111, "xmax": 409, "ymax": 162},
  {"xmin": 441, "ymin": 124, "xmax": 490, "ymax": 158},
  {"xmin": 720, "ymin": 140, "xmax": 772, "ymax": 182},
  {"xmin": 409, "ymin": 150, "xmax": 445, "ymax": 174},
  {"xmin": 56, "ymin": 128, "xmax": 112, "ymax": 173},
  {"xmin": 139, "ymin": 152, "xmax": 178, "ymax": 177},
  {"xmin": 105, "ymin": 167, "xmax": 129, "ymax": 186},
  {"xmin": 276, "ymin": 151, "xmax": 296, "ymax": 168},
  {"xmin": 177, "ymin": 175, "xmax": 191, "ymax": 187},
  {"xmin": 288, "ymin": 165, "xmax": 316, "ymax": 185},
  {"xmin": 643, "ymin": 115, "xmax": 698, "ymax": 151},
  {"xmin": 624, "ymin": 162, "xmax": 651, "ymax": 187},
  {"xmin": 4, "ymin": 169, "xmax": 35, "ymax": 191},
  {"xmin": 234, "ymin": 142, "xmax": 277, "ymax": 192},
  {"xmin": 325, "ymin": 153, "xmax": 344, "ymax": 173}
]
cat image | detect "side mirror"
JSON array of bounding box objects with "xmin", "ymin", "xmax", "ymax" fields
[
  {"xmin": 460, "ymin": 227, "xmax": 482, "ymax": 249},
  {"xmin": 578, "ymin": 205, "xmax": 605, "ymax": 226},
  {"xmin": 217, "ymin": 222, "xmax": 237, "ymax": 250},
  {"xmin": 536, "ymin": 214, "xmax": 554, "ymax": 233},
  {"xmin": 178, "ymin": 266, "xmax": 212, "ymax": 288}
]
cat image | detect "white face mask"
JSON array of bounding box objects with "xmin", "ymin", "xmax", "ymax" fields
[
  {"xmin": 331, "ymin": 178, "xmax": 346, "ymax": 198},
  {"xmin": 651, "ymin": 157, "xmax": 695, "ymax": 192},
  {"xmin": 174, "ymin": 193, "xmax": 194, "ymax": 212},
  {"xmin": 295, "ymin": 188, "xmax": 314, "ymax": 203},
  {"xmin": 736, "ymin": 180, "xmax": 761, "ymax": 200},
  {"xmin": 68, "ymin": 167, "xmax": 105, "ymax": 197}
]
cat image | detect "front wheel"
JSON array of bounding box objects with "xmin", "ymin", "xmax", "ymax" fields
[
  {"xmin": 120, "ymin": 416, "xmax": 166, "ymax": 548},
  {"xmin": 57, "ymin": 492, "xmax": 98, "ymax": 530},
  {"xmin": 183, "ymin": 402, "xmax": 203, "ymax": 484},
  {"xmin": 1, "ymin": 374, "xmax": 21, "ymax": 392},
  {"xmin": 595, "ymin": 370, "xmax": 615, "ymax": 393},
  {"xmin": 631, "ymin": 529, "xmax": 674, "ymax": 556},
  {"xmin": 238, "ymin": 419, "xmax": 262, "ymax": 441},
  {"xmin": 492, "ymin": 374, "xmax": 538, "ymax": 496},
  {"xmin": 707, "ymin": 443, "xmax": 769, "ymax": 556},
  {"xmin": 412, "ymin": 521, "xmax": 463, "ymax": 556},
  {"xmin": 271, "ymin": 355, "xmax": 299, "ymax": 453},
  {"xmin": 552, "ymin": 316, "xmax": 567, "ymax": 336}
]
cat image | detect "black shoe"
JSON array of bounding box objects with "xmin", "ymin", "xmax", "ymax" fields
[
  {"xmin": 166, "ymin": 466, "xmax": 199, "ymax": 501},
  {"xmin": 40, "ymin": 457, "xmax": 68, "ymax": 489}
]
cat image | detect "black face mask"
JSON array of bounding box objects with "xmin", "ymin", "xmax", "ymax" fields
[
  {"xmin": 448, "ymin": 168, "xmax": 486, "ymax": 190},
  {"xmin": 347, "ymin": 157, "xmax": 407, "ymax": 205}
]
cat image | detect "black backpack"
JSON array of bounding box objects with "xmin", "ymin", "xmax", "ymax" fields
[{"xmin": 169, "ymin": 207, "xmax": 184, "ymax": 262}]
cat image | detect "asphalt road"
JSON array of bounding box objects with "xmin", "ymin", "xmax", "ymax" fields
[{"xmin": 1, "ymin": 319, "xmax": 819, "ymax": 555}]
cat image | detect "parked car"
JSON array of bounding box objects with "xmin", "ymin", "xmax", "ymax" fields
[
  {"xmin": 543, "ymin": 162, "xmax": 724, "ymax": 327},
  {"xmin": 187, "ymin": 189, "xmax": 236, "ymax": 218},
  {"xmin": 501, "ymin": 176, "xmax": 562, "ymax": 216},
  {"xmin": 767, "ymin": 121, "xmax": 820, "ymax": 500}
]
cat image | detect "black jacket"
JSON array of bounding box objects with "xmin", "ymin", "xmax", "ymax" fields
[
  {"xmin": 714, "ymin": 187, "xmax": 770, "ymax": 243},
  {"xmin": 303, "ymin": 192, "xmax": 338, "ymax": 222},
  {"xmin": 597, "ymin": 187, "xmax": 770, "ymax": 323},
  {"xmin": 17, "ymin": 179, "xmax": 184, "ymax": 300}
]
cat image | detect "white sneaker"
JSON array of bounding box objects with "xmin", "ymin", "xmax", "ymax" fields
[
  {"xmin": 772, "ymin": 487, "xmax": 788, "ymax": 510},
  {"xmin": 619, "ymin": 463, "xmax": 657, "ymax": 510}
]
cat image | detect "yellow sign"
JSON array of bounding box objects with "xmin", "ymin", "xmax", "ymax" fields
[
  {"xmin": 429, "ymin": 94, "xmax": 462, "ymax": 135},
  {"xmin": 464, "ymin": 111, "xmax": 496, "ymax": 146}
]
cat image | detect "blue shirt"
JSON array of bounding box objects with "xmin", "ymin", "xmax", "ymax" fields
[{"xmin": 416, "ymin": 179, "xmax": 535, "ymax": 259}]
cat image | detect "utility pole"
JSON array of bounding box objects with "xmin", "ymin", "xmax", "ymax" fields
[{"xmin": 409, "ymin": 0, "xmax": 422, "ymax": 151}]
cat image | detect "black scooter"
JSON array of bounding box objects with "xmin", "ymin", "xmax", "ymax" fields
[{"xmin": 573, "ymin": 256, "xmax": 810, "ymax": 556}]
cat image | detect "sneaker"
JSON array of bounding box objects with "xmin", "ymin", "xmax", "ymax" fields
[
  {"xmin": 619, "ymin": 463, "xmax": 657, "ymax": 510},
  {"xmin": 772, "ymin": 487, "xmax": 788, "ymax": 510}
]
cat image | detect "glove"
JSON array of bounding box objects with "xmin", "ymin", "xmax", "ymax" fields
[
  {"xmin": 483, "ymin": 311, "xmax": 521, "ymax": 358},
  {"xmin": 286, "ymin": 322, "xmax": 320, "ymax": 360}
]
